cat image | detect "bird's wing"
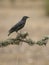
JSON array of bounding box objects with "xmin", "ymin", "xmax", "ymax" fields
[{"xmin": 9, "ymin": 20, "xmax": 23, "ymax": 33}]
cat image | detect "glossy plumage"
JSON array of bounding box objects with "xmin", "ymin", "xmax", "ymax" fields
[{"xmin": 8, "ymin": 16, "xmax": 29, "ymax": 36}]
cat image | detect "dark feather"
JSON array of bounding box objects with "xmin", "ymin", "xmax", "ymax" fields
[{"xmin": 8, "ymin": 16, "xmax": 29, "ymax": 36}]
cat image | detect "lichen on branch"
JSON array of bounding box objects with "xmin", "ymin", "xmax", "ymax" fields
[{"xmin": 0, "ymin": 32, "xmax": 49, "ymax": 47}]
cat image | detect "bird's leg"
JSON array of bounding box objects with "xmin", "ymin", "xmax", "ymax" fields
[
  {"xmin": 16, "ymin": 30, "xmax": 22, "ymax": 37},
  {"xmin": 19, "ymin": 30, "xmax": 22, "ymax": 34},
  {"xmin": 15, "ymin": 31, "xmax": 20, "ymax": 36}
]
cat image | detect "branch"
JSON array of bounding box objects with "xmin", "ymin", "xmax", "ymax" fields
[{"xmin": 0, "ymin": 32, "xmax": 49, "ymax": 47}]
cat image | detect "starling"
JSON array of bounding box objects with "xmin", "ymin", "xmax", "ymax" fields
[{"xmin": 8, "ymin": 16, "xmax": 29, "ymax": 36}]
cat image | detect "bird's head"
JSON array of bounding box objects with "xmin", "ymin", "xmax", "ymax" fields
[{"xmin": 22, "ymin": 16, "xmax": 29, "ymax": 20}]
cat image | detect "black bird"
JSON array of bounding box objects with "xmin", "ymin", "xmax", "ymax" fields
[{"xmin": 8, "ymin": 16, "xmax": 29, "ymax": 36}]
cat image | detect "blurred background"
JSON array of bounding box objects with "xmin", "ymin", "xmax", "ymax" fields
[{"xmin": 0, "ymin": 0, "xmax": 49, "ymax": 65}]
